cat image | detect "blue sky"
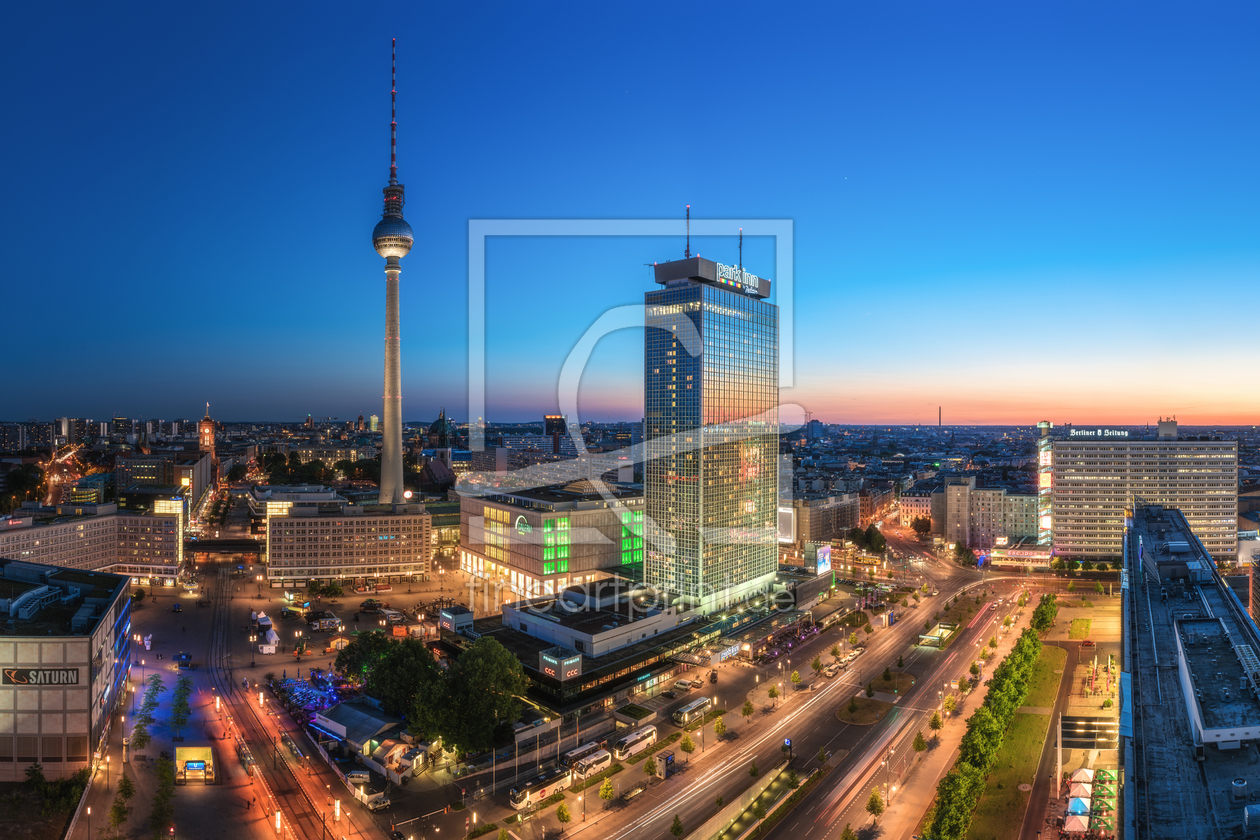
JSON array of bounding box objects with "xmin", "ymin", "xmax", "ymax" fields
[{"xmin": 3, "ymin": 1, "xmax": 1258, "ymax": 425}]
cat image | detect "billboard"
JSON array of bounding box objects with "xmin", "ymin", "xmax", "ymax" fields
[{"xmin": 815, "ymin": 544, "xmax": 832, "ymax": 576}]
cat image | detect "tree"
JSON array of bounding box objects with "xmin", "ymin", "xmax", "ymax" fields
[
  {"xmin": 117, "ymin": 773, "xmax": 136, "ymax": 802},
  {"xmin": 1096, "ymin": 561, "xmax": 1110, "ymax": 573},
  {"xmin": 714, "ymin": 717, "xmax": 727, "ymax": 739},
  {"xmin": 943, "ymin": 695, "xmax": 957, "ymax": 715},
  {"xmin": 959, "ymin": 676, "xmax": 974, "ymax": 696},
  {"xmin": 863, "ymin": 623, "xmax": 874, "ymax": 636},
  {"xmin": 411, "ymin": 637, "xmax": 527, "ymax": 754},
  {"xmin": 848, "ymin": 632, "xmax": 859, "ymax": 647},
  {"xmin": 645, "ymin": 758, "xmax": 657, "ymax": 779},
  {"xmin": 131, "ymin": 588, "xmax": 146, "ymax": 604},
  {"xmin": 929, "ymin": 710, "xmax": 944, "ymax": 739},
  {"xmin": 847, "ymin": 527, "xmax": 867, "ymax": 550},
  {"xmin": 498, "ymin": 831, "xmax": 511, "ymax": 840},
  {"xmin": 1094, "ymin": 581, "xmax": 1105, "ymax": 595},
  {"xmin": 24, "ymin": 763, "xmax": 45, "ymax": 793},
  {"xmin": 680, "ymin": 734, "xmax": 695, "ymax": 761},
  {"xmin": 988, "ymin": 636, "xmax": 998, "ymax": 649},
  {"xmin": 556, "ymin": 801, "xmax": 572, "ymax": 830},
  {"xmin": 864, "ymin": 524, "xmax": 886, "ymax": 553},
  {"xmin": 787, "ymin": 769, "xmax": 800, "ymax": 788},
  {"xmin": 969, "ymin": 661, "xmax": 980, "ymax": 678},
  {"xmin": 1067, "ymin": 580, "xmax": 1076, "ymax": 593},
  {"xmin": 818, "ymin": 746, "xmax": 827, "ymax": 764},
  {"xmin": 911, "ymin": 516, "xmax": 931, "ymax": 537},
  {"xmin": 670, "ymin": 815, "xmax": 685, "ymax": 838},
  {"xmin": 841, "ymin": 825, "xmax": 858, "ymax": 840},
  {"xmin": 811, "ymin": 655, "xmax": 823, "ymax": 676},
  {"xmin": 169, "ymin": 675, "xmax": 193, "ymax": 741},
  {"xmin": 1003, "ymin": 615, "xmax": 1013, "ymax": 628},
  {"xmin": 741, "ymin": 700, "xmax": 754, "ymax": 723},
  {"xmin": 865, "ymin": 683, "xmax": 874, "ymax": 699},
  {"xmin": 598, "ymin": 777, "xmax": 615, "ymax": 808},
  {"xmin": 715, "ymin": 795, "xmax": 724, "ymax": 808},
  {"xmin": 897, "ymin": 654, "xmax": 904, "ymax": 669},
  {"xmin": 749, "ymin": 761, "xmax": 759, "ymax": 778},
  {"xmin": 790, "ymin": 670, "xmax": 802, "ymax": 689},
  {"xmin": 1080, "ymin": 559, "xmax": 1094, "ymax": 572},
  {"xmin": 848, "ymin": 695, "xmax": 859, "ymax": 714},
  {"xmin": 865, "ymin": 788, "xmax": 885, "ymax": 823},
  {"xmin": 752, "ymin": 801, "xmax": 767, "ymax": 821},
  {"xmin": 767, "ymin": 684, "xmax": 780, "ymax": 703},
  {"xmin": 913, "ymin": 731, "xmax": 928, "ymax": 756},
  {"xmin": 883, "ymin": 666, "xmax": 893, "ymax": 683},
  {"xmin": 226, "ymin": 463, "xmax": 247, "ymax": 482},
  {"xmin": 830, "ymin": 643, "xmax": 841, "ymax": 662}
]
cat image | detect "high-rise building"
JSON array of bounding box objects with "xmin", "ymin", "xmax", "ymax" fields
[
  {"xmin": 371, "ymin": 39, "xmax": 413, "ymax": 505},
  {"xmin": 0, "ymin": 424, "xmax": 25, "ymax": 452},
  {"xmin": 1048, "ymin": 420, "xmax": 1237, "ymax": 561},
  {"xmin": 644, "ymin": 256, "xmax": 779, "ymax": 612}
]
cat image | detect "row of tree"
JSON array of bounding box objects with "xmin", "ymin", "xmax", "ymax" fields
[
  {"xmin": 1029, "ymin": 593, "xmax": 1059, "ymax": 632},
  {"xmin": 927, "ymin": 628, "xmax": 1043, "ymax": 840},
  {"xmin": 334, "ymin": 633, "xmax": 530, "ymax": 755},
  {"xmin": 846, "ymin": 524, "xmax": 887, "ymax": 553}
]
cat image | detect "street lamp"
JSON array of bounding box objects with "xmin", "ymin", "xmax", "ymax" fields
[{"xmin": 106, "ymin": 755, "xmax": 111, "ymax": 791}]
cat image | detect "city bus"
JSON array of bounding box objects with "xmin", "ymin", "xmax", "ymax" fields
[
  {"xmin": 509, "ymin": 766, "xmax": 573, "ymax": 810},
  {"xmin": 611, "ymin": 725, "xmax": 658, "ymax": 761},
  {"xmin": 560, "ymin": 740, "xmax": 603, "ymax": 768},
  {"xmin": 572, "ymin": 749, "xmax": 612, "ymax": 779},
  {"xmin": 671, "ymin": 697, "xmax": 712, "ymax": 727}
]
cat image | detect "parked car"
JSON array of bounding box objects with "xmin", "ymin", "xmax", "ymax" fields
[
  {"xmin": 661, "ymin": 690, "xmax": 677, "ymax": 700},
  {"xmin": 367, "ymin": 798, "xmax": 391, "ymax": 812},
  {"xmin": 1081, "ymin": 640, "xmax": 1096, "ymax": 648},
  {"xmin": 709, "ymin": 670, "xmax": 718, "ymax": 684}
]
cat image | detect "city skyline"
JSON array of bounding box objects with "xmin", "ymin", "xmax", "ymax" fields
[{"xmin": 3, "ymin": 4, "xmax": 1259, "ymax": 426}]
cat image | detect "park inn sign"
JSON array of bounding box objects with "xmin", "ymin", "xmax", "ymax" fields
[{"xmin": 2, "ymin": 668, "xmax": 80, "ymax": 686}]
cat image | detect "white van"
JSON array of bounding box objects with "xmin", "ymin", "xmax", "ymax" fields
[{"xmin": 346, "ymin": 770, "xmax": 370, "ymax": 784}]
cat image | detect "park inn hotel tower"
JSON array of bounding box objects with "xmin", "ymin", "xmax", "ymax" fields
[{"xmin": 644, "ymin": 256, "xmax": 779, "ymax": 613}]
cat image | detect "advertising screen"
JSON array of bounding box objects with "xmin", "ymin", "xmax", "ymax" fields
[{"xmin": 815, "ymin": 545, "xmax": 832, "ymax": 576}]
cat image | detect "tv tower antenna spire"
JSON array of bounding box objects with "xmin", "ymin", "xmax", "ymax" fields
[
  {"xmin": 390, "ymin": 37, "xmax": 398, "ymax": 185},
  {"xmin": 739, "ymin": 227, "xmax": 743, "ymax": 273}
]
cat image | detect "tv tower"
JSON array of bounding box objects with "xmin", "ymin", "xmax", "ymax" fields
[{"xmin": 372, "ymin": 38, "xmax": 412, "ymax": 505}]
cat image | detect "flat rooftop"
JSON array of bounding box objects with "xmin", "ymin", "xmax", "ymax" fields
[
  {"xmin": 1178, "ymin": 617, "xmax": 1260, "ymax": 731},
  {"xmin": 480, "ymin": 481, "xmax": 643, "ymax": 510}
]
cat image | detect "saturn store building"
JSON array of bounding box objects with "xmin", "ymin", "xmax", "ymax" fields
[{"xmin": 0, "ymin": 559, "xmax": 130, "ymax": 780}]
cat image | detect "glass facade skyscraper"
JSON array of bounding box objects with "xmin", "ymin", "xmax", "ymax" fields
[{"xmin": 644, "ymin": 257, "xmax": 779, "ymax": 612}]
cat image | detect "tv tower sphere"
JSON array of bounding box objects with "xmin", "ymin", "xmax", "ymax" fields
[{"xmin": 372, "ymin": 216, "xmax": 413, "ymax": 258}]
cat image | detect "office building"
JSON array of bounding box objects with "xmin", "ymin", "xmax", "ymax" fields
[
  {"xmin": 899, "ymin": 491, "xmax": 932, "ymax": 525},
  {"xmin": 265, "ymin": 503, "xmax": 432, "ymax": 586},
  {"xmin": 1123, "ymin": 504, "xmax": 1260, "ymax": 839},
  {"xmin": 0, "ymin": 425, "xmax": 26, "ymax": 453},
  {"xmin": 942, "ymin": 482, "xmax": 1038, "ymax": 551},
  {"xmin": 777, "ymin": 494, "xmax": 860, "ymax": 546},
  {"xmin": 0, "ymin": 559, "xmax": 131, "ymax": 781},
  {"xmin": 459, "ymin": 481, "xmax": 644, "ymax": 601},
  {"xmin": 0, "ymin": 501, "xmax": 184, "ymax": 585},
  {"xmin": 114, "ymin": 450, "xmax": 212, "ymax": 512},
  {"xmin": 1047, "ymin": 420, "xmax": 1237, "ymax": 561},
  {"xmin": 644, "ymin": 256, "xmax": 779, "ymax": 612}
]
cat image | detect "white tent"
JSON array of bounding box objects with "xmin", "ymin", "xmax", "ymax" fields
[
  {"xmin": 1067, "ymin": 797, "xmax": 1091, "ymax": 815},
  {"xmin": 1070, "ymin": 767, "xmax": 1095, "ymax": 782},
  {"xmin": 1064, "ymin": 814, "xmax": 1090, "ymax": 832},
  {"xmin": 264, "ymin": 628, "xmax": 279, "ymax": 646},
  {"xmin": 1068, "ymin": 783, "xmax": 1093, "ymax": 799}
]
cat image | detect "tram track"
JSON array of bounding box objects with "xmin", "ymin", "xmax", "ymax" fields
[{"xmin": 207, "ymin": 563, "xmax": 329, "ymax": 840}]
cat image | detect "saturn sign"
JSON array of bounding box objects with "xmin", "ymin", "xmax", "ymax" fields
[{"xmin": 2, "ymin": 668, "xmax": 79, "ymax": 686}]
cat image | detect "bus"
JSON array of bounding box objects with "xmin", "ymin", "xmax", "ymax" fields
[
  {"xmin": 509, "ymin": 766, "xmax": 573, "ymax": 810},
  {"xmin": 671, "ymin": 697, "xmax": 712, "ymax": 727},
  {"xmin": 560, "ymin": 741, "xmax": 603, "ymax": 768},
  {"xmin": 573, "ymin": 749, "xmax": 612, "ymax": 779},
  {"xmin": 611, "ymin": 725, "xmax": 658, "ymax": 761}
]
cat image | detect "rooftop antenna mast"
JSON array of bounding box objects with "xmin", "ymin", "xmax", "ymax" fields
[
  {"xmin": 739, "ymin": 227, "xmax": 743, "ymax": 273},
  {"xmin": 685, "ymin": 205, "xmax": 690, "ymax": 258}
]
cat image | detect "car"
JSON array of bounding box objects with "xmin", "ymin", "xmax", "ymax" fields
[
  {"xmin": 367, "ymin": 798, "xmax": 391, "ymax": 812},
  {"xmin": 390, "ymin": 833, "xmax": 405, "ymax": 840},
  {"xmin": 709, "ymin": 671, "xmax": 718, "ymax": 684},
  {"xmin": 661, "ymin": 690, "xmax": 677, "ymax": 699},
  {"xmin": 346, "ymin": 770, "xmax": 370, "ymax": 784},
  {"xmin": 1081, "ymin": 640, "xmax": 1095, "ymax": 648}
]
